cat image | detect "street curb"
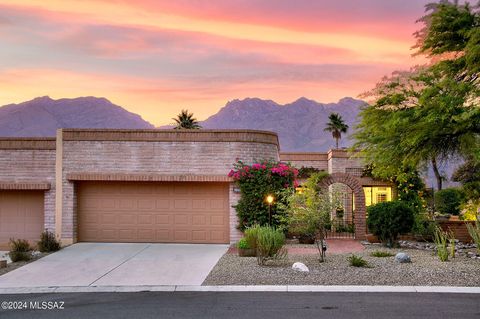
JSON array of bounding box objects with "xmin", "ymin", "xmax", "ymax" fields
[{"xmin": 0, "ymin": 285, "xmax": 479, "ymax": 294}]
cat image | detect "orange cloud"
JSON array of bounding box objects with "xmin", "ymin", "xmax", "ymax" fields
[{"xmin": 0, "ymin": 1, "xmax": 430, "ymax": 125}]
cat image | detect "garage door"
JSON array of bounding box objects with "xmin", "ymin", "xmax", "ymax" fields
[
  {"xmin": 77, "ymin": 182, "xmax": 230, "ymax": 244},
  {"xmin": 0, "ymin": 191, "xmax": 44, "ymax": 250}
]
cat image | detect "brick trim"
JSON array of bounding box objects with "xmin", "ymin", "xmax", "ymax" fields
[
  {"xmin": 67, "ymin": 173, "xmax": 232, "ymax": 182},
  {"xmin": 60, "ymin": 129, "xmax": 279, "ymax": 147},
  {"xmin": 0, "ymin": 138, "xmax": 56, "ymax": 150},
  {"xmin": 280, "ymin": 152, "xmax": 328, "ymax": 161},
  {"xmin": 0, "ymin": 182, "xmax": 51, "ymax": 190}
]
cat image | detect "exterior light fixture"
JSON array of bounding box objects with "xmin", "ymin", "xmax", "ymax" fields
[{"xmin": 265, "ymin": 194, "xmax": 274, "ymax": 225}]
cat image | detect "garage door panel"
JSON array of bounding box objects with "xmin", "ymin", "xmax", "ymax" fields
[
  {"xmin": 192, "ymin": 215, "xmax": 206, "ymax": 225},
  {"xmin": 174, "ymin": 214, "xmax": 189, "ymax": 225},
  {"xmin": 192, "ymin": 199, "xmax": 206, "ymax": 210},
  {"xmin": 0, "ymin": 191, "xmax": 44, "ymax": 249},
  {"xmin": 155, "ymin": 199, "xmax": 170, "ymax": 210},
  {"xmin": 155, "ymin": 229, "xmax": 171, "ymax": 241},
  {"xmin": 78, "ymin": 182, "xmax": 229, "ymax": 243},
  {"xmin": 174, "ymin": 230, "xmax": 189, "ymax": 241},
  {"xmin": 118, "ymin": 214, "xmax": 136, "ymax": 224},
  {"xmin": 192, "ymin": 230, "xmax": 207, "ymax": 241},
  {"xmin": 155, "ymin": 215, "xmax": 170, "ymax": 225},
  {"xmin": 173, "ymin": 199, "xmax": 188, "ymax": 210}
]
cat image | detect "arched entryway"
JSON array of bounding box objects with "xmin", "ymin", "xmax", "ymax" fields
[{"xmin": 318, "ymin": 173, "xmax": 366, "ymax": 240}]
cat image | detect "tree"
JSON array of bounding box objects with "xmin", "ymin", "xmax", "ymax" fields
[
  {"xmin": 172, "ymin": 109, "xmax": 202, "ymax": 129},
  {"xmin": 353, "ymin": 1, "xmax": 480, "ymax": 190},
  {"xmin": 324, "ymin": 113, "xmax": 349, "ymax": 149},
  {"xmin": 285, "ymin": 172, "xmax": 336, "ymax": 262}
]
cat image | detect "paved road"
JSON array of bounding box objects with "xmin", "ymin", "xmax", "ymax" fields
[{"xmin": 0, "ymin": 292, "xmax": 479, "ymax": 319}]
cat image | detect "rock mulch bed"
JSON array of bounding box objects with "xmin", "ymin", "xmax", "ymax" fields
[
  {"xmin": 203, "ymin": 245, "xmax": 480, "ymax": 286},
  {"xmin": 395, "ymin": 240, "xmax": 480, "ymax": 260},
  {"xmin": 0, "ymin": 252, "xmax": 49, "ymax": 277}
]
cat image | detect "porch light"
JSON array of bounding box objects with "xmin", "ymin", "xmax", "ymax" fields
[{"xmin": 266, "ymin": 195, "xmax": 274, "ymax": 204}]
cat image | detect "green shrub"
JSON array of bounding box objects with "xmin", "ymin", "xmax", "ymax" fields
[
  {"xmin": 256, "ymin": 226, "xmax": 287, "ymax": 265},
  {"xmin": 297, "ymin": 166, "xmax": 322, "ymax": 179},
  {"xmin": 244, "ymin": 224, "xmax": 261, "ymax": 251},
  {"xmin": 412, "ymin": 214, "xmax": 436, "ymax": 241},
  {"xmin": 466, "ymin": 220, "xmax": 480, "ymax": 254},
  {"xmin": 435, "ymin": 188, "xmax": 463, "ymax": 215},
  {"xmin": 37, "ymin": 230, "xmax": 61, "ymax": 253},
  {"xmin": 433, "ymin": 227, "xmax": 449, "ymax": 262},
  {"xmin": 348, "ymin": 254, "xmax": 369, "ymax": 267},
  {"xmin": 367, "ymin": 201, "xmax": 415, "ymax": 247},
  {"xmin": 370, "ymin": 250, "xmax": 394, "ymax": 257},
  {"xmin": 229, "ymin": 160, "xmax": 298, "ymax": 230},
  {"xmin": 9, "ymin": 239, "xmax": 32, "ymax": 262},
  {"xmin": 237, "ymin": 238, "xmax": 250, "ymax": 249}
]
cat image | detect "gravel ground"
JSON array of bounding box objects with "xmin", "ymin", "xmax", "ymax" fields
[
  {"xmin": 0, "ymin": 252, "xmax": 49, "ymax": 276},
  {"xmin": 203, "ymin": 245, "xmax": 480, "ymax": 286}
]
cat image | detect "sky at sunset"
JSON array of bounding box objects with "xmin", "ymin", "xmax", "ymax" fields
[{"xmin": 0, "ymin": 0, "xmax": 431, "ymax": 126}]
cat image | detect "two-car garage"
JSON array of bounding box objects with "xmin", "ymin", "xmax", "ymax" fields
[{"xmin": 76, "ymin": 182, "xmax": 230, "ymax": 244}]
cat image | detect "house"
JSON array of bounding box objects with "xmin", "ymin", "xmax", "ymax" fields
[{"xmin": 0, "ymin": 129, "xmax": 393, "ymax": 249}]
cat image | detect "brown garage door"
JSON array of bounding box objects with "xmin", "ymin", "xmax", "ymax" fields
[
  {"xmin": 77, "ymin": 182, "xmax": 230, "ymax": 244},
  {"xmin": 0, "ymin": 191, "xmax": 44, "ymax": 250}
]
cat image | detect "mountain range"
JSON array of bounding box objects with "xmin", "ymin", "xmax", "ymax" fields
[
  {"xmin": 0, "ymin": 96, "xmax": 364, "ymax": 152},
  {"xmin": 0, "ymin": 96, "xmax": 154, "ymax": 137},
  {"xmin": 0, "ymin": 95, "xmax": 457, "ymax": 186}
]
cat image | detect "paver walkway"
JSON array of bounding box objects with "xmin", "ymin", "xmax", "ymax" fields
[{"xmin": 228, "ymin": 239, "xmax": 365, "ymax": 255}]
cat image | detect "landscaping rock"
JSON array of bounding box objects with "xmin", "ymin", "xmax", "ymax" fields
[
  {"xmin": 292, "ymin": 262, "xmax": 309, "ymax": 272},
  {"xmin": 395, "ymin": 252, "xmax": 411, "ymax": 263}
]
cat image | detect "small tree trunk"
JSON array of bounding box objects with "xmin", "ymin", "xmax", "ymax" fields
[
  {"xmin": 431, "ymin": 157, "xmax": 442, "ymax": 190},
  {"xmin": 335, "ymin": 137, "xmax": 339, "ymax": 149}
]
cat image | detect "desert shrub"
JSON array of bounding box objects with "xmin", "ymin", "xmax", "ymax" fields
[
  {"xmin": 466, "ymin": 219, "xmax": 480, "ymax": 254},
  {"xmin": 348, "ymin": 254, "xmax": 369, "ymax": 267},
  {"xmin": 433, "ymin": 227, "xmax": 450, "ymax": 262},
  {"xmin": 37, "ymin": 230, "xmax": 61, "ymax": 253},
  {"xmin": 370, "ymin": 250, "xmax": 394, "ymax": 257},
  {"xmin": 435, "ymin": 188, "xmax": 463, "ymax": 215},
  {"xmin": 244, "ymin": 224, "xmax": 261, "ymax": 251},
  {"xmin": 237, "ymin": 238, "xmax": 250, "ymax": 249},
  {"xmin": 367, "ymin": 201, "xmax": 415, "ymax": 247},
  {"xmin": 9, "ymin": 239, "xmax": 32, "ymax": 262},
  {"xmin": 256, "ymin": 226, "xmax": 287, "ymax": 265},
  {"xmin": 229, "ymin": 160, "xmax": 298, "ymax": 230}
]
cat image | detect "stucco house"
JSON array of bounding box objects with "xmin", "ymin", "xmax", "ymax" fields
[{"xmin": 0, "ymin": 129, "xmax": 393, "ymax": 249}]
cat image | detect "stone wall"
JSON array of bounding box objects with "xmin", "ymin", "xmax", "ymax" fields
[{"xmin": 0, "ymin": 138, "xmax": 56, "ymax": 231}]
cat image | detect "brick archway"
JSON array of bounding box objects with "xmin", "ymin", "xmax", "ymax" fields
[{"xmin": 318, "ymin": 172, "xmax": 366, "ymax": 240}]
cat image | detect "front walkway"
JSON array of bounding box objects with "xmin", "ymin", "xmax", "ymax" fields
[{"xmin": 228, "ymin": 239, "xmax": 365, "ymax": 255}]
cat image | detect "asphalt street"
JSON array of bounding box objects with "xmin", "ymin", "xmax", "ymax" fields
[{"xmin": 0, "ymin": 292, "xmax": 479, "ymax": 319}]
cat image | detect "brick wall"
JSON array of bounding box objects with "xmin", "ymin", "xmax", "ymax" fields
[
  {"xmin": 58, "ymin": 129, "xmax": 280, "ymax": 243},
  {"xmin": 438, "ymin": 220, "xmax": 475, "ymax": 243},
  {"xmin": 279, "ymin": 153, "xmax": 328, "ymax": 171},
  {"xmin": 0, "ymin": 139, "xmax": 56, "ymax": 231}
]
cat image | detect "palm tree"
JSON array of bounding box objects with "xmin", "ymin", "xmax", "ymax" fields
[
  {"xmin": 172, "ymin": 109, "xmax": 202, "ymax": 129},
  {"xmin": 324, "ymin": 113, "xmax": 349, "ymax": 149}
]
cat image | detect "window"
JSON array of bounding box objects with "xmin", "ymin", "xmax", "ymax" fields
[{"xmin": 362, "ymin": 186, "xmax": 392, "ymax": 207}]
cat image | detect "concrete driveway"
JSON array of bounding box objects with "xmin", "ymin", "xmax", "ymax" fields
[{"xmin": 0, "ymin": 243, "xmax": 228, "ymax": 288}]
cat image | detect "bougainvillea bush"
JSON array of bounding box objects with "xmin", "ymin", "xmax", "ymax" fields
[{"xmin": 228, "ymin": 160, "xmax": 298, "ymax": 230}]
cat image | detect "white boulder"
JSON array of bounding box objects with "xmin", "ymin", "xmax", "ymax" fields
[{"xmin": 292, "ymin": 262, "xmax": 309, "ymax": 272}]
